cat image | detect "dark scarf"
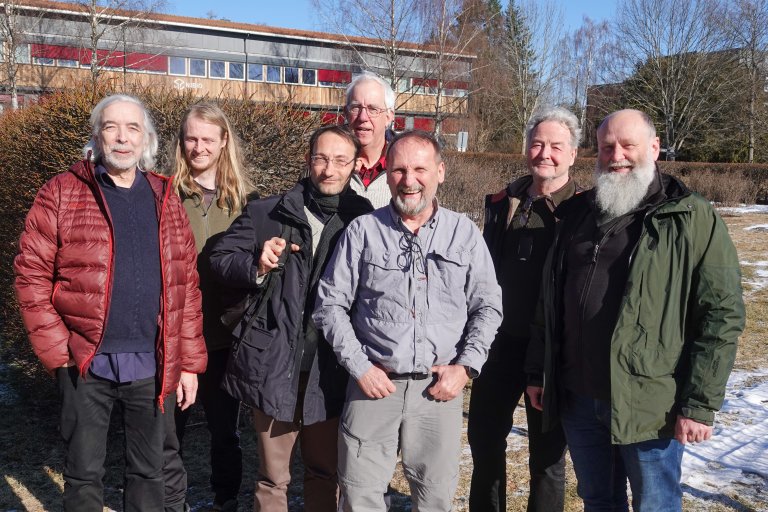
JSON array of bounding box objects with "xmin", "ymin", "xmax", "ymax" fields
[{"xmin": 300, "ymin": 182, "xmax": 365, "ymax": 371}]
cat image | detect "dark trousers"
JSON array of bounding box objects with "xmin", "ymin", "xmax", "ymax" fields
[
  {"xmin": 57, "ymin": 366, "xmax": 172, "ymax": 512},
  {"xmin": 166, "ymin": 348, "xmax": 242, "ymax": 506},
  {"xmin": 467, "ymin": 341, "xmax": 568, "ymax": 512}
]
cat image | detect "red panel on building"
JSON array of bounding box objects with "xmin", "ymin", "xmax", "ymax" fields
[
  {"xmin": 31, "ymin": 44, "xmax": 80, "ymax": 60},
  {"xmin": 317, "ymin": 69, "xmax": 351, "ymax": 84},
  {"xmin": 412, "ymin": 78, "xmax": 438, "ymax": 87},
  {"xmin": 76, "ymin": 49, "xmax": 167, "ymax": 72},
  {"xmin": 393, "ymin": 116, "xmax": 406, "ymax": 131},
  {"xmin": 444, "ymin": 80, "xmax": 468, "ymax": 90},
  {"xmin": 413, "ymin": 117, "xmax": 435, "ymax": 131},
  {"xmin": 125, "ymin": 53, "xmax": 168, "ymax": 72},
  {"xmin": 321, "ymin": 112, "xmax": 345, "ymax": 124}
]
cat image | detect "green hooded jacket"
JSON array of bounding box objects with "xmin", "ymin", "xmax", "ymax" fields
[{"xmin": 528, "ymin": 171, "xmax": 745, "ymax": 444}]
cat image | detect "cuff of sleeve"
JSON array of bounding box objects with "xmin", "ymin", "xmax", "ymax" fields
[
  {"xmin": 527, "ymin": 374, "xmax": 544, "ymax": 387},
  {"xmin": 347, "ymin": 355, "xmax": 374, "ymax": 381},
  {"xmin": 680, "ymin": 406, "xmax": 715, "ymax": 426},
  {"xmin": 463, "ymin": 365, "xmax": 479, "ymax": 379}
]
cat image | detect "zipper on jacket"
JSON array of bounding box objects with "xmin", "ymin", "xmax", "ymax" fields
[
  {"xmin": 156, "ymin": 180, "xmax": 172, "ymax": 411},
  {"xmin": 80, "ymin": 164, "xmax": 116, "ymax": 378}
]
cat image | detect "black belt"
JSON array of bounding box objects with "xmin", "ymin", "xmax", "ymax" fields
[{"xmin": 387, "ymin": 372, "xmax": 430, "ymax": 380}]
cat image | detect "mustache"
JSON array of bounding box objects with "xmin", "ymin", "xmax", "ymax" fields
[{"xmin": 603, "ymin": 159, "xmax": 633, "ymax": 171}]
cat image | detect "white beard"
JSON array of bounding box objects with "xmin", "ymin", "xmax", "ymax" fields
[{"xmin": 594, "ymin": 159, "xmax": 655, "ymax": 220}]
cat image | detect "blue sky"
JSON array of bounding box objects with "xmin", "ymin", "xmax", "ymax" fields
[{"xmin": 167, "ymin": 0, "xmax": 618, "ymax": 34}]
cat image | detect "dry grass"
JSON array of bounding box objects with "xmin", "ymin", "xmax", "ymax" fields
[{"xmin": 1, "ymin": 212, "xmax": 766, "ymax": 512}]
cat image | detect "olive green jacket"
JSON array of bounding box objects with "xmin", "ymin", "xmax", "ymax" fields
[
  {"xmin": 182, "ymin": 191, "xmax": 253, "ymax": 352},
  {"xmin": 529, "ymin": 171, "xmax": 744, "ymax": 444}
]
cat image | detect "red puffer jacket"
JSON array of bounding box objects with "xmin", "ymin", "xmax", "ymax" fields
[{"xmin": 14, "ymin": 159, "xmax": 207, "ymax": 405}]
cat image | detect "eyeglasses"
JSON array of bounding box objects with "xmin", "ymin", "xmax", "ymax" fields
[
  {"xmin": 310, "ymin": 155, "xmax": 356, "ymax": 168},
  {"xmin": 397, "ymin": 230, "xmax": 426, "ymax": 275},
  {"xmin": 347, "ymin": 105, "xmax": 389, "ymax": 118}
]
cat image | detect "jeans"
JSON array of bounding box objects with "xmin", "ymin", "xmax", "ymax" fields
[
  {"xmin": 560, "ymin": 391, "xmax": 684, "ymax": 512},
  {"xmin": 467, "ymin": 353, "xmax": 566, "ymax": 512},
  {"xmin": 57, "ymin": 367, "xmax": 172, "ymax": 512},
  {"xmin": 167, "ymin": 348, "xmax": 242, "ymax": 506}
]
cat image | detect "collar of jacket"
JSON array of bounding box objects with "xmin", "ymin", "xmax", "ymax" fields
[
  {"xmin": 274, "ymin": 178, "xmax": 374, "ymax": 225},
  {"xmin": 555, "ymin": 164, "xmax": 692, "ymax": 220}
]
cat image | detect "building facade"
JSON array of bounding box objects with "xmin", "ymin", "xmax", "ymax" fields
[{"xmin": 0, "ymin": 0, "xmax": 473, "ymax": 137}]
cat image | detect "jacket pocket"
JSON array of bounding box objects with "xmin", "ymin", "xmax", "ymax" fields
[
  {"xmin": 628, "ymin": 326, "xmax": 682, "ymax": 378},
  {"xmin": 427, "ymin": 248, "xmax": 470, "ymax": 313},
  {"xmin": 226, "ymin": 325, "xmax": 275, "ymax": 390},
  {"xmin": 359, "ymin": 249, "xmax": 408, "ymax": 318}
]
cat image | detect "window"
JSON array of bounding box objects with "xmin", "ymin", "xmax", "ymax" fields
[
  {"xmin": 302, "ymin": 68, "xmax": 316, "ymax": 85},
  {"xmin": 397, "ymin": 78, "xmax": 410, "ymax": 93},
  {"xmin": 413, "ymin": 78, "xmax": 438, "ymax": 95},
  {"xmin": 14, "ymin": 44, "xmax": 30, "ymax": 64},
  {"xmin": 444, "ymin": 80, "xmax": 468, "ymax": 97},
  {"xmin": 190, "ymin": 58, "xmax": 206, "ymax": 77},
  {"xmin": 210, "ymin": 60, "xmax": 226, "ymax": 79},
  {"xmin": 248, "ymin": 63, "xmax": 263, "ymax": 81},
  {"xmin": 33, "ymin": 57, "xmax": 55, "ymax": 66},
  {"xmin": 59, "ymin": 59, "xmax": 78, "ymax": 67},
  {"xmin": 266, "ymin": 65, "xmax": 281, "ymax": 83},
  {"xmin": 284, "ymin": 66, "xmax": 299, "ymax": 84},
  {"xmin": 169, "ymin": 56, "xmax": 186, "ymax": 75},
  {"xmin": 229, "ymin": 62, "xmax": 244, "ymax": 80}
]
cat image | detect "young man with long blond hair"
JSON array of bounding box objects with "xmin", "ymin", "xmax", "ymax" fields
[{"xmin": 165, "ymin": 102, "xmax": 255, "ymax": 512}]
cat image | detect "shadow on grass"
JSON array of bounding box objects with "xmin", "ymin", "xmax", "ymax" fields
[
  {"xmin": 0, "ymin": 350, "xmax": 63, "ymax": 512},
  {"xmin": 682, "ymin": 483, "xmax": 756, "ymax": 512}
]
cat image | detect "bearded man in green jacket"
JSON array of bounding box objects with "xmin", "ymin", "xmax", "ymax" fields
[{"xmin": 526, "ymin": 109, "xmax": 745, "ymax": 512}]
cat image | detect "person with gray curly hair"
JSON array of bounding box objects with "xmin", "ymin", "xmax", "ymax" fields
[
  {"xmin": 468, "ymin": 106, "xmax": 580, "ymax": 512},
  {"xmin": 14, "ymin": 94, "xmax": 206, "ymax": 512},
  {"xmin": 83, "ymin": 93, "xmax": 159, "ymax": 171}
]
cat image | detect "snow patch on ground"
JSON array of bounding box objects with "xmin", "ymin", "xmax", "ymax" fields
[
  {"xmin": 719, "ymin": 205, "xmax": 768, "ymax": 215},
  {"xmin": 681, "ymin": 369, "xmax": 768, "ymax": 508},
  {"xmin": 740, "ymin": 260, "xmax": 768, "ymax": 292}
]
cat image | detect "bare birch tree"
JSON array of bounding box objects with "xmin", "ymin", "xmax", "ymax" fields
[
  {"xmin": 492, "ymin": 0, "xmax": 565, "ymax": 153},
  {"xmin": 613, "ymin": 0, "xmax": 740, "ymax": 160},
  {"xmin": 721, "ymin": 0, "xmax": 768, "ymax": 162},
  {"xmin": 418, "ymin": 0, "xmax": 485, "ymax": 136},
  {"xmin": 311, "ymin": 0, "xmax": 426, "ymax": 105},
  {"xmin": 0, "ymin": 0, "xmax": 43, "ymax": 110},
  {"xmin": 557, "ymin": 16, "xmax": 612, "ymax": 134},
  {"xmin": 69, "ymin": 0, "xmax": 167, "ymax": 94},
  {"xmin": 1, "ymin": 0, "xmax": 25, "ymax": 109}
]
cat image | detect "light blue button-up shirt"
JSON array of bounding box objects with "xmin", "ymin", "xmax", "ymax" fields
[{"xmin": 313, "ymin": 203, "xmax": 503, "ymax": 381}]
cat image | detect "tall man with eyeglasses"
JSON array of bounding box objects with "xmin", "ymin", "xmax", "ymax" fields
[
  {"xmin": 467, "ymin": 107, "xmax": 577, "ymax": 512},
  {"xmin": 314, "ymin": 130, "xmax": 503, "ymax": 511},
  {"xmin": 209, "ymin": 125, "xmax": 373, "ymax": 511},
  {"xmin": 346, "ymin": 71, "xmax": 396, "ymax": 208}
]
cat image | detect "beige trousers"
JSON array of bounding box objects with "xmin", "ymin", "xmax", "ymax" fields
[{"xmin": 252, "ymin": 407, "xmax": 340, "ymax": 512}]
